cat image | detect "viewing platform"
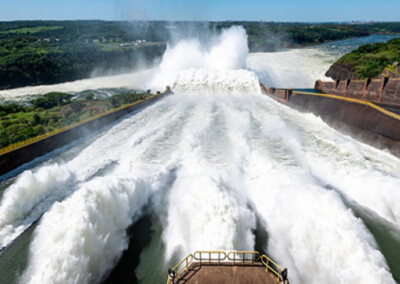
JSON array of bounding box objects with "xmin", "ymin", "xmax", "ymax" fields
[{"xmin": 167, "ymin": 251, "xmax": 289, "ymax": 284}]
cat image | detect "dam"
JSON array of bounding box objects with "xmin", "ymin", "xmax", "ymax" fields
[{"xmin": 0, "ymin": 29, "xmax": 400, "ymax": 284}]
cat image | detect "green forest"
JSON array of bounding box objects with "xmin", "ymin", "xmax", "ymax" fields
[
  {"xmin": 335, "ymin": 38, "xmax": 400, "ymax": 78},
  {"xmin": 0, "ymin": 21, "xmax": 400, "ymax": 89},
  {"xmin": 0, "ymin": 91, "xmax": 147, "ymax": 148}
]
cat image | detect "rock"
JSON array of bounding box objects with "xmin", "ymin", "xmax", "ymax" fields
[{"xmin": 325, "ymin": 62, "xmax": 359, "ymax": 80}]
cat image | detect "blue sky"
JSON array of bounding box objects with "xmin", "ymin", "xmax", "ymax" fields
[{"xmin": 1, "ymin": 0, "xmax": 399, "ymax": 22}]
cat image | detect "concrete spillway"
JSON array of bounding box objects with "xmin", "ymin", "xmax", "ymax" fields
[{"xmin": 1, "ymin": 31, "xmax": 400, "ymax": 284}]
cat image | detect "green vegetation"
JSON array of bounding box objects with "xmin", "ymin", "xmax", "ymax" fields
[
  {"xmin": 217, "ymin": 22, "xmax": 371, "ymax": 51},
  {"xmin": 0, "ymin": 26, "xmax": 63, "ymax": 34},
  {"xmin": 0, "ymin": 91, "xmax": 146, "ymax": 148},
  {"xmin": 0, "ymin": 21, "xmax": 168, "ymax": 90},
  {"xmin": 0, "ymin": 21, "xmax": 399, "ymax": 89},
  {"xmin": 336, "ymin": 38, "xmax": 400, "ymax": 78}
]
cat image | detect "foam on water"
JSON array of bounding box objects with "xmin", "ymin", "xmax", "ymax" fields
[{"xmin": 171, "ymin": 68, "xmax": 261, "ymax": 95}]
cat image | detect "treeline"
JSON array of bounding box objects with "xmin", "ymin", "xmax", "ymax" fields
[
  {"xmin": 213, "ymin": 22, "xmax": 372, "ymax": 51},
  {"xmin": 0, "ymin": 21, "xmax": 169, "ymax": 89},
  {"xmin": 0, "ymin": 40, "xmax": 165, "ymax": 89}
]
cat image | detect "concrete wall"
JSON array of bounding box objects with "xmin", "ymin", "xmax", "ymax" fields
[
  {"xmin": 260, "ymin": 84, "xmax": 292, "ymax": 102},
  {"xmin": 288, "ymin": 93, "xmax": 400, "ymax": 141},
  {"xmin": 261, "ymin": 84, "xmax": 400, "ymax": 143},
  {"xmin": 0, "ymin": 90, "xmax": 170, "ymax": 176},
  {"xmin": 315, "ymin": 77, "xmax": 400, "ymax": 105}
]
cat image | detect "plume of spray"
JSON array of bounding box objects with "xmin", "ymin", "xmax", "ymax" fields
[{"xmin": 148, "ymin": 26, "xmax": 261, "ymax": 95}]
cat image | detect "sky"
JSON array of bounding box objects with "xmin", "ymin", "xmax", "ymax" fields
[{"xmin": 0, "ymin": 0, "xmax": 400, "ymax": 22}]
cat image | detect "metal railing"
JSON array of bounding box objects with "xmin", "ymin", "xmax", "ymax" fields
[
  {"xmin": 194, "ymin": 251, "xmax": 227, "ymax": 265},
  {"xmin": 261, "ymin": 254, "xmax": 284, "ymax": 282},
  {"xmin": 167, "ymin": 254, "xmax": 194, "ymax": 284},
  {"xmin": 167, "ymin": 250, "xmax": 288, "ymax": 284},
  {"xmin": 227, "ymin": 251, "xmax": 260, "ymax": 266}
]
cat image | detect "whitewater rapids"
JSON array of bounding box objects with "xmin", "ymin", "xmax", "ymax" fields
[{"xmin": 6, "ymin": 91, "xmax": 396, "ymax": 284}]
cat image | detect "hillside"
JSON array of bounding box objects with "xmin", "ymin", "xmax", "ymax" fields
[{"xmin": 326, "ymin": 37, "xmax": 400, "ymax": 80}]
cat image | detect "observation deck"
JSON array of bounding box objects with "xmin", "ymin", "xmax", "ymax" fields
[{"xmin": 167, "ymin": 251, "xmax": 289, "ymax": 284}]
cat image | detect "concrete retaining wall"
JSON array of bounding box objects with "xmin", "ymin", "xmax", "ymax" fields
[
  {"xmin": 261, "ymin": 85, "xmax": 400, "ymax": 144},
  {"xmin": 288, "ymin": 93, "xmax": 400, "ymax": 141}
]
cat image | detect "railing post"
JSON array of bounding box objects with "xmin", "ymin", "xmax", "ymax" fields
[
  {"xmin": 344, "ymin": 79, "xmax": 351, "ymax": 96},
  {"xmin": 334, "ymin": 80, "xmax": 340, "ymax": 91},
  {"xmin": 288, "ymin": 89, "xmax": 293, "ymax": 101},
  {"xmin": 379, "ymin": 77, "xmax": 389, "ymax": 102},
  {"xmin": 363, "ymin": 78, "xmax": 371, "ymax": 99}
]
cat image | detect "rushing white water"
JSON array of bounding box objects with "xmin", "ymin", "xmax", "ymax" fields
[
  {"xmin": 0, "ymin": 70, "xmax": 154, "ymax": 104},
  {"xmin": 0, "ymin": 27, "xmax": 399, "ymax": 284},
  {"xmin": 243, "ymin": 99, "xmax": 398, "ymax": 284},
  {"xmin": 247, "ymin": 34, "xmax": 400, "ymax": 89},
  {"xmin": 16, "ymin": 92, "xmax": 397, "ymax": 284},
  {"xmin": 247, "ymin": 48, "xmax": 335, "ymax": 88}
]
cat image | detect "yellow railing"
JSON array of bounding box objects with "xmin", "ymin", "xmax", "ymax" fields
[
  {"xmin": 167, "ymin": 254, "xmax": 194, "ymax": 284},
  {"xmin": 194, "ymin": 251, "xmax": 227, "ymax": 265},
  {"xmin": 292, "ymin": 90, "xmax": 400, "ymax": 121},
  {"xmin": 261, "ymin": 254, "xmax": 284, "ymax": 282},
  {"xmin": 0, "ymin": 93, "xmax": 163, "ymax": 156},
  {"xmin": 167, "ymin": 250, "xmax": 287, "ymax": 283},
  {"xmin": 227, "ymin": 251, "xmax": 260, "ymax": 266}
]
